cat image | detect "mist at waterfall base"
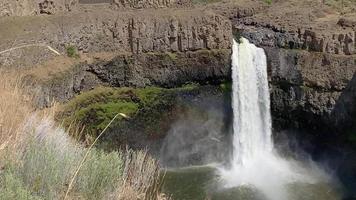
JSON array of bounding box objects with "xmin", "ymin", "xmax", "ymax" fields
[
  {"xmin": 218, "ymin": 38, "xmax": 333, "ymax": 200},
  {"xmin": 160, "ymin": 88, "xmax": 232, "ymax": 168},
  {"xmin": 160, "ymin": 38, "xmax": 339, "ymax": 200}
]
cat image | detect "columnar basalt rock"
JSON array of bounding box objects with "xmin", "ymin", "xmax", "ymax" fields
[
  {"xmin": 265, "ymin": 47, "xmax": 356, "ymax": 131},
  {"xmin": 8, "ymin": 11, "xmax": 231, "ymax": 52},
  {"xmin": 0, "ymin": 10, "xmax": 232, "ymax": 68},
  {"xmin": 223, "ymin": 0, "xmax": 356, "ymax": 133},
  {"xmin": 237, "ymin": 25, "xmax": 356, "ymax": 56},
  {"xmin": 104, "ymin": 11, "xmax": 232, "ymax": 53},
  {"xmin": 0, "ymin": 0, "xmax": 184, "ymax": 17},
  {"xmin": 1, "ymin": 0, "xmax": 356, "ymax": 135}
]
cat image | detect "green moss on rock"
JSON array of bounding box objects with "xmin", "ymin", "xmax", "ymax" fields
[
  {"xmin": 59, "ymin": 86, "xmax": 184, "ymax": 140},
  {"xmin": 219, "ymin": 81, "xmax": 232, "ymax": 93}
]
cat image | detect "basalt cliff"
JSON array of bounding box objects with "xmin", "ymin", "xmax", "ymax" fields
[{"xmin": 1, "ymin": 0, "xmax": 356, "ymax": 145}]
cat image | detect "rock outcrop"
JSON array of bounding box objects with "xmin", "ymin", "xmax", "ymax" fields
[
  {"xmin": 227, "ymin": 0, "xmax": 356, "ymax": 133},
  {"xmin": 266, "ymin": 48, "xmax": 356, "ymax": 131},
  {"xmin": 28, "ymin": 49, "xmax": 230, "ymax": 107},
  {"xmin": 0, "ymin": 0, "xmax": 79, "ymax": 16},
  {"xmin": 1, "ymin": 0, "xmax": 356, "ymax": 135},
  {"xmin": 0, "ymin": 9, "xmax": 231, "ymax": 67},
  {"xmin": 232, "ymin": 0, "xmax": 356, "ymax": 56},
  {"xmin": 0, "ymin": 0, "xmax": 186, "ymax": 17}
]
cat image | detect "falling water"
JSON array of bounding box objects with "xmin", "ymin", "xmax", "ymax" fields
[
  {"xmin": 231, "ymin": 37, "xmax": 273, "ymax": 166},
  {"xmin": 219, "ymin": 38, "xmax": 326, "ymax": 200}
]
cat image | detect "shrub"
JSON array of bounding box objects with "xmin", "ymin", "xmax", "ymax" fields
[
  {"xmin": 265, "ymin": 0, "xmax": 272, "ymax": 5},
  {"xmin": 192, "ymin": 0, "xmax": 221, "ymax": 4},
  {"xmin": 74, "ymin": 149, "xmax": 123, "ymax": 200},
  {"xmin": 58, "ymin": 86, "xmax": 172, "ymax": 139},
  {"xmin": 66, "ymin": 45, "xmax": 79, "ymax": 58},
  {"xmin": 1, "ymin": 117, "xmax": 124, "ymax": 200},
  {"xmin": 0, "ymin": 55, "xmax": 165, "ymax": 200},
  {"xmin": 0, "ymin": 171, "xmax": 42, "ymax": 200}
]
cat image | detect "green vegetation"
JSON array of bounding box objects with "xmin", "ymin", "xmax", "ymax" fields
[
  {"xmin": 192, "ymin": 0, "xmax": 221, "ymax": 4},
  {"xmin": 166, "ymin": 52, "xmax": 178, "ymax": 60},
  {"xmin": 232, "ymin": 29, "xmax": 242, "ymax": 43},
  {"xmin": 0, "ymin": 73, "xmax": 165, "ymax": 200},
  {"xmin": 0, "ymin": 120, "xmax": 124, "ymax": 200},
  {"xmin": 60, "ymin": 87, "xmax": 140, "ymax": 136},
  {"xmin": 0, "ymin": 116, "xmax": 164, "ymax": 200},
  {"xmin": 265, "ymin": 0, "xmax": 272, "ymax": 5},
  {"xmin": 59, "ymin": 86, "xmax": 173, "ymax": 140},
  {"xmin": 66, "ymin": 45, "xmax": 79, "ymax": 58},
  {"xmin": 59, "ymin": 85, "xmax": 201, "ymax": 143},
  {"xmin": 219, "ymin": 81, "xmax": 232, "ymax": 93},
  {"xmin": 0, "ymin": 172, "xmax": 42, "ymax": 200}
]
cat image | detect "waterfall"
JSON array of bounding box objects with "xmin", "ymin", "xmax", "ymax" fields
[
  {"xmin": 231, "ymin": 37, "xmax": 273, "ymax": 166},
  {"xmin": 219, "ymin": 38, "xmax": 321, "ymax": 200}
]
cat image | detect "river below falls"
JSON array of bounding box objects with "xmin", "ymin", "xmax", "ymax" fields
[
  {"xmin": 162, "ymin": 166, "xmax": 343, "ymax": 200},
  {"xmin": 160, "ymin": 38, "xmax": 351, "ymax": 200}
]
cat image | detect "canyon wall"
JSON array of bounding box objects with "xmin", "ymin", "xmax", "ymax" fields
[
  {"xmin": 1, "ymin": 0, "xmax": 356, "ymax": 134},
  {"xmin": 0, "ymin": 0, "xmax": 186, "ymax": 17},
  {"xmin": 0, "ymin": 0, "xmax": 78, "ymax": 16},
  {"xmin": 1, "ymin": 9, "xmax": 231, "ymax": 107},
  {"xmin": 231, "ymin": 0, "xmax": 356, "ymax": 133}
]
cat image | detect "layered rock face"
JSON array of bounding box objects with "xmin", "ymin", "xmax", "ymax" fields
[
  {"xmin": 230, "ymin": 0, "xmax": 356, "ymax": 133},
  {"xmin": 0, "ymin": 9, "xmax": 231, "ymax": 67},
  {"xmin": 4, "ymin": 9, "xmax": 231, "ymax": 107},
  {"xmin": 1, "ymin": 0, "xmax": 356, "ymax": 134},
  {"xmin": 0, "ymin": 0, "xmax": 78, "ymax": 16},
  {"xmin": 30, "ymin": 50, "xmax": 230, "ymax": 107},
  {"xmin": 0, "ymin": 0, "xmax": 185, "ymax": 17},
  {"xmin": 266, "ymin": 48, "xmax": 356, "ymax": 131},
  {"xmin": 0, "ymin": 10, "xmax": 232, "ymax": 67}
]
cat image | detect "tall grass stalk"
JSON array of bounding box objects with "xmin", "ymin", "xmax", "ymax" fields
[
  {"xmin": 64, "ymin": 112, "xmax": 127, "ymax": 200},
  {"xmin": 0, "ymin": 72, "xmax": 32, "ymax": 159},
  {"xmin": 0, "ymin": 71, "xmax": 166, "ymax": 200}
]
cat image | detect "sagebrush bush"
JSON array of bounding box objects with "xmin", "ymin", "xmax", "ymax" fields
[
  {"xmin": 74, "ymin": 150, "xmax": 123, "ymax": 200},
  {"xmin": 18, "ymin": 119, "xmax": 82, "ymax": 199},
  {"xmin": 0, "ymin": 71, "xmax": 166, "ymax": 200},
  {"xmin": 0, "ymin": 171, "xmax": 42, "ymax": 200},
  {"xmin": 265, "ymin": 0, "xmax": 272, "ymax": 5},
  {"xmin": 1, "ymin": 118, "xmax": 124, "ymax": 200},
  {"xmin": 66, "ymin": 45, "xmax": 79, "ymax": 58}
]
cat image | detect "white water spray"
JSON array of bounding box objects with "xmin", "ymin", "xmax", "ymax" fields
[
  {"xmin": 219, "ymin": 38, "xmax": 325, "ymax": 200},
  {"xmin": 231, "ymin": 38, "xmax": 273, "ymax": 166}
]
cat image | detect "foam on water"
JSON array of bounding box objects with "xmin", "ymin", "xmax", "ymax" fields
[{"xmin": 219, "ymin": 38, "xmax": 327, "ymax": 200}]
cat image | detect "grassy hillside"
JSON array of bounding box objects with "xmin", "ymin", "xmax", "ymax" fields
[{"xmin": 0, "ymin": 72, "xmax": 166, "ymax": 200}]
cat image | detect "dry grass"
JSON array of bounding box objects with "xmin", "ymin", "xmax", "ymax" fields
[
  {"xmin": 0, "ymin": 70, "xmax": 167, "ymax": 200},
  {"xmin": 0, "ymin": 71, "xmax": 32, "ymax": 158},
  {"xmin": 116, "ymin": 150, "xmax": 167, "ymax": 200}
]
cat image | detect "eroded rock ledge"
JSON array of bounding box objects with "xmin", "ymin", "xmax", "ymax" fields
[
  {"xmin": 1, "ymin": 0, "xmax": 356, "ymax": 137},
  {"xmin": 0, "ymin": 9, "xmax": 231, "ymax": 68},
  {"xmin": 0, "ymin": 0, "xmax": 187, "ymax": 17},
  {"xmin": 27, "ymin": 49, "xmax": 230, "ymax": 107}
]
